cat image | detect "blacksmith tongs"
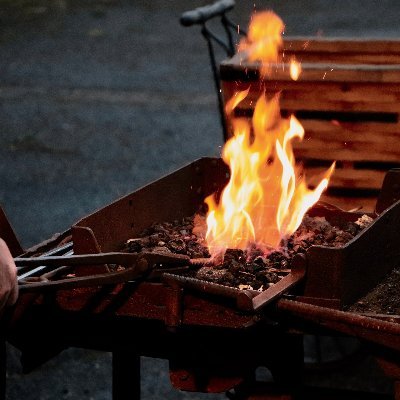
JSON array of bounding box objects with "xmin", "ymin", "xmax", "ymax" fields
[{"xmin": 15, "ymin": 251, "xmax": 192, "ymax": 293}]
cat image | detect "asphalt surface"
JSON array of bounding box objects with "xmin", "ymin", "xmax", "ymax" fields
[{"xmin": 1, "ymin": 0, "xmax": 399, "ymax": 398}]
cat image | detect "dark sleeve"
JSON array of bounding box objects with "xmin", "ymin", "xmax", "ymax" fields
[{"xmin": 0, "ymin": 337, "xmax": 5, "ymax": 400}]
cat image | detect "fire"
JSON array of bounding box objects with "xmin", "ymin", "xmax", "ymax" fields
[
  {"xmin": 289, "ymin": 56, "xmax": 302, "ymax": 80},
  {"xmin": 238, "ymin": 11, "xmax": 284, "ymax": 76},
  {"xmin": 204, "ymin": 11, "xmax": 335, "ymax": 257}
]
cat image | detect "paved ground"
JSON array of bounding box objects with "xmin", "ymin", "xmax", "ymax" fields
[{"xmin": 0, "ymin": 0, "xmax": 399, "ymax": 398}]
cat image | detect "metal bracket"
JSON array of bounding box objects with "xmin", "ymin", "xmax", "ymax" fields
[{"xmin": 180, "ymin": 0, "xmax": 246, "ymax": 141}]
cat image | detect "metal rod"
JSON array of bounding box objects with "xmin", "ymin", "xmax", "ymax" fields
[
  {"xmin": 17, "ymin": 243, "xmax": 73, "ymax": 278},
  {"xmin": 203, "ymin": 25, "xmax": 232, "ymax": 54},
  {"xmin": 221, "ymin": 15, "xmax": 235, "ymax": 56},
  {"xmin": 202, "ymin": 25, "xmax": 229, "ymax": 140},
  {"xmin": 112, "ymin": 350, "xmax": 140, "ymax": 400}
]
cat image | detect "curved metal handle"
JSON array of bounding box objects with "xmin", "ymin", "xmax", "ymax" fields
[
  {"xmin": 180, "ymin": 0, "xmax": 235, "ymax": 26},
  {"xmin": 18, "ymin": 265, "xmax": 148, "ymax": 293}
]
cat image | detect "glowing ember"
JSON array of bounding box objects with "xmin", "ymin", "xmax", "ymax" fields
[
  {"xmin": 289, "ymin": 56, "xmax": 302, "ymax": 80},
  {"xmin": 204, "ymin": 11, "xmax": 335, "ymax": 257}
]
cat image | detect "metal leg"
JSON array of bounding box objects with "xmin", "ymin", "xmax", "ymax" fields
[{"xmin": 112, "ymin": 350, "xmax": 140, "ymax": 400}]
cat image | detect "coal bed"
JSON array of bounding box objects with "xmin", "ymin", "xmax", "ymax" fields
[{"xmin": 121, "ymin": 211, "xmax": 373, "ymax": 291}]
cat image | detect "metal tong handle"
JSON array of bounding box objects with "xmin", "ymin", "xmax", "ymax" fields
[
  {"xmin": 16, "ymin": 251, "xmax": 191, "ymax": 293},
  {"xmin": 180, "ymin": 0, "xmax": 235, "ymax": 26},
  {"xmin": 15, "ymin": 251, "xmax": 190, "ymax": 268}
]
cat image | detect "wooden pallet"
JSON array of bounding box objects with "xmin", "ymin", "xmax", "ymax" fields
[{"xmin": 220, "ymin": 37, "xmax": 400, "ymax": 212}]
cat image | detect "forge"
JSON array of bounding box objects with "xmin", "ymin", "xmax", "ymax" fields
[
  {"xmin": 4, "ymin": 1, "xmax": 400, "ymax": 399},
  {"xmin": 6, "ymin": 160, "xmax": 400, "ymax": 400}
]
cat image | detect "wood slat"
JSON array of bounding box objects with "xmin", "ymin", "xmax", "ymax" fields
[
  {"xmin": 301, "ymin": 120, "xmax": 400, "ymax": 135},
  {"xmin": 319, "ymin": 193, "xmax": 376, "ymax": 212},
  {"xmin": 221, "ymin": 54, "xmax": 400, "ymax": 83},
  {"xmin": 282, "ymin": 99, "xmax": 398, "ymax": 113},
  {"xmin": 234, "ymin": 97, "xmax": 399, "ymax": 113},
  {"xmin": 294, "ymin": 119, "xmax": 400, "ymax": 163},
  {"xmin": 223, "ymin": 81, "xmax": 400, "ymax": 113},
  {"xmin": 225, "ymin": 116, "xmax": 400, "ymax": 163},
  {"xmin": 282, "ymin": 87, "xmax": 400, "ymax": 105},
  {"xmin": 304, "ymin": 166, "xmax": 385, "ymax": 190},
  {"xmin": 223, "ymin": 80, "xmax": 400, "ymax": 95},
  {"xmin": 282, "ymin": 52, "xmax": 400, "ymax": 65},
  {"xmin": 283, "ymin": 37, "xmax": 400, "ymax": 55},
  {"xmin": 294, "ymin": 138, "xmax": 400, "ymax": 163}
]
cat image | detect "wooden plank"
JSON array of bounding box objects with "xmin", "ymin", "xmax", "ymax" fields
[
  {"xmin": 222, "ymin": 81, "xmax": 400, "ymax": 113},
  {"xmin": 223, "ymin": 80, "xmax": 400, "ymax": 95},
  {"xmin": 282, "ymin": 87, "xmax": 400, "ymax": 104},
  {"xmin": 236, "ymin": 90, "xmax": 400, "ymax": 113},
  {"xmin": 319, "ymin": 193, "xmax": 376, "ymax": 212},
  {"xmin": 294, "ymin": 137, "xmax": 400, "ymax": 163},
  {"xmin": 234, "ymin": 97, "xmax": 400, "ymax": 113},
  {"xmin": 282, "ymin": 52, "xmax": 400, "ymax": 65},
  {"xmin": 301, "ymin": 120, "xmax": 400, "ymax": 147},
  {"xmin": 225, "ymin": 117, "xmax": 400, "ymax": 162},
  {"xmin": 301, "ymin": 120, "xmax": 400, "ymax": 135},
  {"xmin": 221, "ymin": 53, "xmax": 400, "ymax": 83},
  {"xmin": 304, "ymin": 167, "xmax": 386, "ymax": 190},
  {"xmin": 283, "ymin": 37, "xmax": 400, "ymax": 55},
  {"xmin": 282, "ymin": 99, "xmax": 399, "ymax": 113},
  {"xmin": 294, "ymin": 120, "xmax": 400, "ymax": 163}
]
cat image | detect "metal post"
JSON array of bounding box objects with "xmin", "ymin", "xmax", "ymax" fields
[
  {"xmin": 112, "ymin": 350, "xmax": 140, "ymax": 400},
  {"xmin": 202, "ymin": 25, "xmax": 229, "ymax": 142}
]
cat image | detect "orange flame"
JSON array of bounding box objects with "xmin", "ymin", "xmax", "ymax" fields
[
  {"xmin": 289, "ymin": 56, "xmax": 302, "ymax": 80},
  {"xmin": 204, "ymin": 11, "xmax": 335, "ymax": 257},
  {"xmin": 239, "ymin": 11, "xmax": 284, "ymax": 76}
]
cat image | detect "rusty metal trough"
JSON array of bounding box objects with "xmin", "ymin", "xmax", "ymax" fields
[{"xmin": 4, "ymin": 158, "xmax": 400, "ymax": 399}]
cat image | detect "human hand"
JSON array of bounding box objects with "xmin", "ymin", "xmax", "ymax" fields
[{"xmin": 0, "ymin": 238, "xmax": 18, "ymax": 313}]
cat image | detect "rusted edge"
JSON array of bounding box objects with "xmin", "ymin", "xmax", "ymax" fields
[
  {"xmin": 376, "ymin": 169, "xmax": 400, "ymax": 214},
  {"xmin": 162, "ymin": 273, "xmax": 257, "ymax": 310},
  {"xmin": 242, "ymin": 254, "xmax": 307, "ymax": 312},
  {"xmin": 277, "ymin": 298, "xmax": 400, "ymax": 349}
]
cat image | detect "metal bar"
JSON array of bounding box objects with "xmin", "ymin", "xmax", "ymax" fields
[
  {"xmin": 221, "ymin": 14, "xmax": 235, "ymax": 56},
  {"xmin": 277, "ymin": 299, "xmax": 400, "ymax": 351},
  {"xmin": 163, "ymin": 272, "xmax": 254, "ymax": 300},
  {"xmin": 16, "ymin": 252, "xmax": 141, "ymax": 268},
  {"xmin": 180, "ymin": 0, "xmax": 235, "ymax": 26},
  {"xmin": 17, "ymin": 252, "xmax": 198, "ymax": 292},
  {"xmin": 16, "ymin": 251, "xmax": 191, "ymax": 269},
  {"xmin": 181, "ymin": 1, "xmax": 241, "ymax": 141},
  {"xmin": 18, "ymin": 266, "xmax": 146, "ymax": 292},
  {"xmin": 112, "ymin": 350, "xmax": 140, "ymax": 400},
  {"xmin": 249, "ymin": 261, "xmax": 306, "ymax": 312},
  {"xmin": 163, "ymin": 258, "xmax": 305, "ymax": 313},
  {"xmin": 17, "ymin": 242, "xmax": 73, "ymax": 279},
  {"xmin": 203, "ymin": 25, "xmax": 232, "ymax": 55},
  {"xmin": 202, "ymin": 25, "xmax": 229, "ymax": 140},
  {"xmin": 41, "ymin": 242, "xmax": 73, "ymax": 256}
]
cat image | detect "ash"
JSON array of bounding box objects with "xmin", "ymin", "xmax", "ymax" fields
[
  {"xmin": 122, "ymin": 213, "xmax": 372, "ymax": 290},
  {"xmin": 350, "ymin": 267, "xmax": 400, "ymax": 315}
]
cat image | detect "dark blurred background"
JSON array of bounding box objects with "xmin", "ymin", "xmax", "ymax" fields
[{"xmin": 0, "ymin": 0, "xmax": 399, "ymax": 398}]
